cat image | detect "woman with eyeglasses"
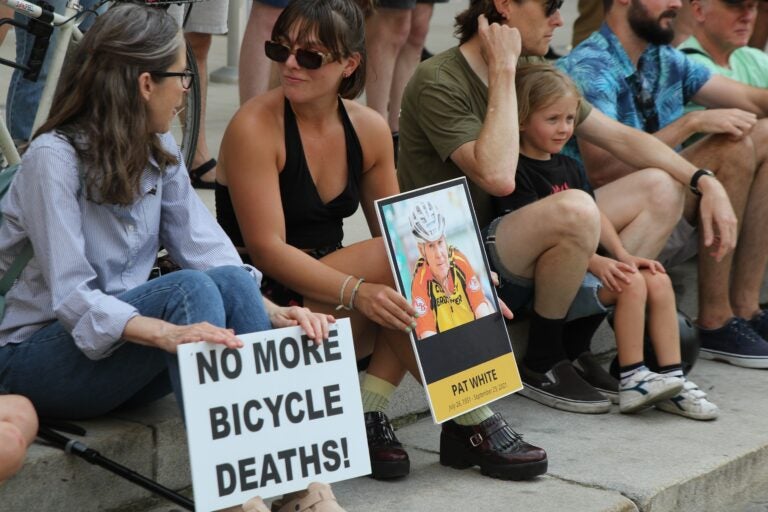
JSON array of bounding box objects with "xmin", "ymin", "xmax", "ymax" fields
[
  {"xmin": 216, "ymin": 0, "xmax": 543, "ymax": 484},
  {"xmin": 0, "ymin": 2, "xmax": 332, "ymax": 439}
]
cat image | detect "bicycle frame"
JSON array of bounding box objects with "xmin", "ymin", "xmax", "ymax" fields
[
  {"xmin": 1, "ymin": 0, "xmax": 200, "ymax": 169},
  {"xmin": 1, "ymin": 0, "xmax": 85, "ymax": 165},
  {"xmin": 3, "ymin": 0, "xmax": 85, "ymax": 131}
]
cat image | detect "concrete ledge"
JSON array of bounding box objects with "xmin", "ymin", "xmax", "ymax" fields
[{"xmin": 5, "ymin": 262, "xmax": 768, "ymax": 512}]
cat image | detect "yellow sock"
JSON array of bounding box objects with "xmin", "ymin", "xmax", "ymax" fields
[
  {"xmin": 361, "ymin": 374, "xmax": 396, "ymax": 413},
  {"xmin": 453, "ymin": 405, "xmax": 494, "ymax": 426}
]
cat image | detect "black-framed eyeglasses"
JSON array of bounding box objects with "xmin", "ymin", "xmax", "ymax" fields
[
  {"xmin": 150, "ymin": 69, "xmax": 195, "ymax": 90},
  {"xmin": 627, "ymin": 72, "xmax": 660, "ymax": 133},
  {"xmin": 264, "ymin": 40, "xmax": 332, "ymax": 70},
  {"xmin": 544, "ymin": 0, "xmax": 564, "ymax": 17}
]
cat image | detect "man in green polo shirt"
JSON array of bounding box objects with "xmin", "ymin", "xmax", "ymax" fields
[
  {"xmin": 397, "ymin": 0, "xmax": 738, "ymax": 415},
  {"xmin": 680, "ymin": 1, "xmax": 768, "ymax": 96}
]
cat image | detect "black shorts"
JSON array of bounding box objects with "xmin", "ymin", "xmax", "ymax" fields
[{"xmin": 256, "ymin": 244, "xmax": 341, "ymax": 307}]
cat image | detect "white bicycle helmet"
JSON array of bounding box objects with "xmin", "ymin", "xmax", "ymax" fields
[{"xmin": 409, "ymin": 200, "xmax": 445, "ymax": 243}]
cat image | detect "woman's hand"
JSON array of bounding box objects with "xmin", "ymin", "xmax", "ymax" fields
[
  {"xmin": 269, "ymin": 305, "xmax": 335, "ymax": 345},
  {"xmin": 353, "ymin": 282, "xmax": 417, "ymax": 332},
  {"xmin": 142, "ymin": 319, "xmax": 244, "ymax": 353},
  {"xmin": 588, "ymin": 254, "xmax": 635, "ymax": 293}
]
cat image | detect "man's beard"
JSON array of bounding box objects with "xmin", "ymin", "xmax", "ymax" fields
[{"xmin": 628, "ymin": 0, "xmax": 676, "ymax": 45}]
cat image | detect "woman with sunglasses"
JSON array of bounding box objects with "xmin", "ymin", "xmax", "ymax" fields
[
  {"xmin": 0, "ymin": 2, "xmax": 332, "ymax": 441},
  {"xmin": 216, "ymin": 0, "xmax": 546, "ymax": 483}
]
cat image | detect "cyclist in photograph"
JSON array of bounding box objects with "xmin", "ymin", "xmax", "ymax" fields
[{"xmin": 409, "ymin": 200, "xmax": 494, "ymax": 339}]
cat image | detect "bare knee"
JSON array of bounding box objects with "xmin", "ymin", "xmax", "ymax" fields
[
  {"xmin": 370, "ymin": 9, "xmax": 412, "ymax": 46},
  {"xmin": 552, "ymin": 189, "xmax": 601, "ymax": 249},
  {"xmin": 642, "ymin": 270, "xmax": 674, "ymax": 302},
  {"xmin": 616, "ymin": 270, "xmax": 647, "ymax": 304},
  {"xmin": 696, "ymin": 134, "xmax": 756, "ymax": 182},
  {"xmin": 638, "ymin": 168, "xmax": 685, "ymax": 217},
  {"xmin": 749, "ymin": 118, "xmax": 768, "ymax": 163},
  {"xmin": 0, "ymin": 395, "xmax": 37, "ymax": 445},
  {"xmin": 407, "ymin": 6, "xmax": 432, "ymax": 46}
]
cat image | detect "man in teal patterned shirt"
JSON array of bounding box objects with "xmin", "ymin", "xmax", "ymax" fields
[{"xmin": 559, "ymin": 0, "xmax": 768, "ymax": 368}]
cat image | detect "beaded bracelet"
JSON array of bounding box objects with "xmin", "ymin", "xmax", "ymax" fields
[
  {"xmin": 349, "ymin": 277, "xmax": 365, "ymax": 310},
  {"xmin": 336, "ymin": 275, "xmax": 354, "ymax": 311}
]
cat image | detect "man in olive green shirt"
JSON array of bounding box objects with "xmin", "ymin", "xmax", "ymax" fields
[{"xmin": 397, "ymin": 0, "xmax": 737, "ymax": 415}]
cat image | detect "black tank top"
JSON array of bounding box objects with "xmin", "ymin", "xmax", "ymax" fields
[{"xmin": 216, "ymin": 97, "xmax": 364, "ymax": 250}]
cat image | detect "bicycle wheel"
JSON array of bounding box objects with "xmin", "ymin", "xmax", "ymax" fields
[{"xmin": 170, "ymin": 40, "xmax": 201, "ymax": 170}]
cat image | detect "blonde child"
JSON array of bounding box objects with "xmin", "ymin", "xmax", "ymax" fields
[{"xmin": 492, "ymin": 64, "xmax": 717, "ymax": 420}]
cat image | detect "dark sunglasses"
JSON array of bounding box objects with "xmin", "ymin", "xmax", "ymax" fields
[
  {"xmin": 150, "ymin": 69, "xmax": 195, "ymax": 90},
  {"xmin": 264, "ymin": 40, "xmax": 332, "ymax": 70},
  {"xmin": 544, "ymin": 0, "xmax": 564, "ymax": 17},
  {"xmin": 627, "ymin": 72, "xmax": 660, "ymax": 133}
]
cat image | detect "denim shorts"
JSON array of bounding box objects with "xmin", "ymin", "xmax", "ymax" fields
[
  {"xmin": 377, "ymin": 0, "xmax": 448, "ymax": 8},
  {"xmin": 483, "ymin": 217, "xmax": 609, "ymax": 321},
  {"xmin": 256, "ymin": 0, "xmax": 292, "ymax": 7}
]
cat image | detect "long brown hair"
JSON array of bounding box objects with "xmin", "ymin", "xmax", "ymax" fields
[
  {"xmin": 271, "ymin": 0, "xmax": 367, "ymax": 99},
  {"xmin": 34, "ymin": 3, "xmax": 182, "ymax": 205}
]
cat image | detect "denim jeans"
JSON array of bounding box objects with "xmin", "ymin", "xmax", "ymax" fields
[
  {"xmin": 7, "ymin": 0, "xmax": 99, "ymax": 141},
  {"xmin": 0, "ymin": 266, "xmax": 271, "ymax": 419}
]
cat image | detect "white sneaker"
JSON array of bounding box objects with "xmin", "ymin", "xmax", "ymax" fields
[
  {"xmin": 619, "ymin": 369, "xmax": 684, "ymax": 414},
  {"xmin": 655, "ymin": 379, "xmax": 719, "ymax": 420}
]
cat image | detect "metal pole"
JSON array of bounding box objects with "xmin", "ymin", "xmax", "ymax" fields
[{"xmin": 209, "ymin": 0, "xmax": 243, "ymax": 84}]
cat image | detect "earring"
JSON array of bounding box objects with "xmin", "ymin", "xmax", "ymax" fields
[{"xmin": 343, "ymin": 71, "xmax": 351, "ymax": 78}]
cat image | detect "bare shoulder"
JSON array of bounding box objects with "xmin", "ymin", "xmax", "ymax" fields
[
  {"xmin": 227, "ymin": 89, "xmax": 285, "ymax": 136},
  {"xmin": 220, "ymin": 89, "xmax": 286, "ymax": 182},
  {"xmin": 342, "ymin": 99, "xmax": 392, "ymax": 165}
]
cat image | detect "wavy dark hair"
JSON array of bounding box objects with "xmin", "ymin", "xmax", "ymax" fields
[
  {"xmin": 271, "ymin": 0, "xmax": 367, "ymax": 99},
  {"xmin": 33, "ymin": 3, "xmax": 182, "ymax": 205},
  {"xmin": 455, "ymin": 0, "xmax": 523, "ymax": 44}
]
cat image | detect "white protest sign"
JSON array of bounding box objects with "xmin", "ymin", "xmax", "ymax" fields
[{"xmin": 177, "ymin": 318, "xmax": 370, "ymax": 512}]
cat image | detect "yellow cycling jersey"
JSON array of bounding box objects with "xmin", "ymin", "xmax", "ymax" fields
[{"xmin": 411, "ymin": 247, "xmax": 486, "ymax": 338}]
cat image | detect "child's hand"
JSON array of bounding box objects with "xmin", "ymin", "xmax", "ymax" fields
[
  {"xmin": 589, "ymin": 254, "xmax": 635, "ymax": 293},
  {"xmin": 617, "ymin": 254, "xmax": 666, "ymax": 275}
]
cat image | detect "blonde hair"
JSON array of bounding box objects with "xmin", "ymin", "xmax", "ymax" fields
[{"xmin": 516, "ymin": 63, "xmax": 582, "ymax": 127}]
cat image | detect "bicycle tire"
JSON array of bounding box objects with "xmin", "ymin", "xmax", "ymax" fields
[{"xmin": 170, "ymin": 40, "xmax": 201, "ymax": 171}]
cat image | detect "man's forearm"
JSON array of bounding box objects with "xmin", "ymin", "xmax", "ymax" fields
[{"xmin": 474, "ymin": 67, "xmax": 519, "ymax": 193}]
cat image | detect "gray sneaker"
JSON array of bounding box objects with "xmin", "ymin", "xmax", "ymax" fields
[{"xmin": 519, "ymin": 360, "xmax": 611, "ymax": 414}]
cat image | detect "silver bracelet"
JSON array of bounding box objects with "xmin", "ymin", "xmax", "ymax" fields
[
  {"xmin": 349, "ymin": 277, "xmax": 365, "ymax": 310},
  {"xmin": 336, "ymin": 275, "xmax": 354, "ymax": 311}
]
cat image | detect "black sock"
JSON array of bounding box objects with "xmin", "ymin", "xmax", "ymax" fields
[
  {"xmin": 524, "ymin": 311, "xmax": 567, "ymax": 373},
  {"xmin": 658, "ymin": 364, "xmax": 684, "ymax": 378},
  {"xmin": 564, "ymin": 313, "xmax": 607, "ymax": 360}
]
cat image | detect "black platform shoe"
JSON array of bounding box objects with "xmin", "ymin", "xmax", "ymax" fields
[{"xmin": 364, "ymin": 411, "xmax": 410, "ymax": 479}]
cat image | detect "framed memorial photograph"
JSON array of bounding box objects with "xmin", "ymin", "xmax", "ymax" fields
[{"xmin": 376, "ymin": 178, "xmax": 522, "ymax": 423}]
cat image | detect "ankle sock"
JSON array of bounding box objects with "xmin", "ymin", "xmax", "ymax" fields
[
  {"xmin": 361, "ymin": 374, "xmax": 396, "ymax": 413},
  {"xmin": 524, "ymin": 312, "xmax": 567, "ymax": 373},
  {"xmin": 658, "ymin": 364, "xmax": 684, "ymax": 379},
  {"xmin": 619, "ymin": 361, "xmax": 647, "ymax": 386},
  {"xmin": 453, "ymin": 405, "xmax": 494, "ymax": 426},
  {"xmin": 564, "ymin": 313, "xmax": 607, "ymax": 360}
]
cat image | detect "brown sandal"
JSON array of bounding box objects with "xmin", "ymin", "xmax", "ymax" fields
[{"xmin": 271, "ymin": 482, "xmax": 345, "ymax": 512}]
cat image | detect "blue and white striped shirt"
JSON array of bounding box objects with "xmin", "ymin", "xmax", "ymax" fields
[{"xmin": 0, "ymin": 131, "xmax": 260, "ymax": 359}]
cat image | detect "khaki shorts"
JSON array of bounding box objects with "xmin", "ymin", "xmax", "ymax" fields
[{"xmin": 657, "ymin": 217, "xmax": 698, "ymax": 268}]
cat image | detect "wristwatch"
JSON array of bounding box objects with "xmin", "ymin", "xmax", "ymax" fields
[{"xmin": 689, "ymin": 169, "xmax": 715, "ymax": 196}]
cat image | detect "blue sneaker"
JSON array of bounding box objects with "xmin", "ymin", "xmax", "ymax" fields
[
  {"xmin": 699, "ymin": 317, "xmax": 768, "ymax": 369},
  {"xmin": 749, "ymin": 310, "xmax": 768, "ymax": 340}
]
